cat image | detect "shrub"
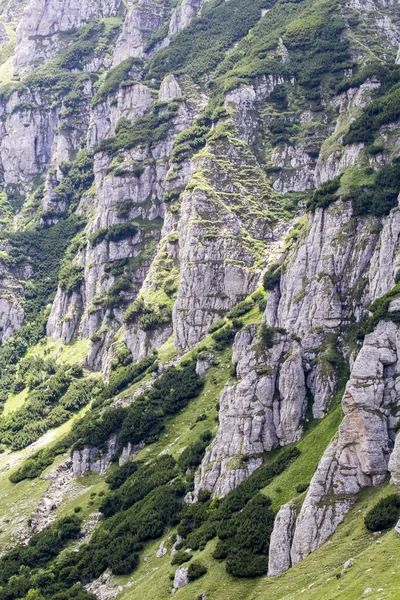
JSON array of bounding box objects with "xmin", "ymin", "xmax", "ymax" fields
[
  {"xmin": 178, "ymin": 431, "xmax": 212, "ymax": 472},
  {"xmin": 211, "ymin": 320, "xmax": 242, "ymax": 349},
  {"xmin": 227, "ymin": 299, "xmax": 254, "ymax": 319},
  {"xmin": 208, "ymin": 318, "xmax": 226, "ymax": 334},
  {"xmin": 296, "ymin": 482, "xmax": 309, "ymax": 493},
  {"xmin": 263, "ymin": 263, "xmax": 281, "ymax": 290},
  {"xmin": 171, "ymin": 551, "xmax": 193, "ymax": 565},
  {"xmin": 225, "ymin": 551, "xmax": 268, "ymax": 577},
  {"xmin": 364, "ymin": 494, "xmax": 400, "ymax": 531},
  {"xmin": 89, "ymin": 221, "xmax": 138, "ymax": 246},
  {"xmin": 92, "ymin": 57, "xmax": 136, "ymax": 106},
  {"xmin": 58, "ymin": 264, "xmax": 84, "ymax": 294},
  {"xmin": 187, "ymin": 562, "xmax": 207, "ymax": 581},
  {"xmin": 258, "ymin": 323, "xmax": 275, "ymax": 348},
  {"xmin": 307, "ymin": 176, "xmax": 342, "ymax": 212}
]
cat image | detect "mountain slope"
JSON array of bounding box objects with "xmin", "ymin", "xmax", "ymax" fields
[{"xmin": 0, "ymin": 0, "xmax": 400, "ymax": 598}]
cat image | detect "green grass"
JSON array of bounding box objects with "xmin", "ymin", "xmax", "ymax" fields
[
  {"xmin": 112, "ymin": 482, "xmax": 400, "ymax": 600},
  {"xmin": 3, "ymin": 388, "xmax": 29, "ymax": 416}
]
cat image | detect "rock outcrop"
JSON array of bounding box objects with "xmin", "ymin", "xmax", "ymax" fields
[
  {"xmin": 195, "ymin": 325, "xmax": 306, "ymax": 497},
  {"xmin": 72, "ymin": 435, "xmax": 118, "ymax": 476},
  {"xmin": 14, "ymin": 0, "xmax": 123, "ymax": 71},
  {"xmin": 268, "ymin": 320, "xmax": 400, "ymax": 570},
  {"xmin": 268, "ymin": 501, "xmax": 297, "ymax": 576}
]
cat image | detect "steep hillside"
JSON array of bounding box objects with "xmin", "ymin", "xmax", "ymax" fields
[{"xmin": 0, "ymin": 0, "xmax": 400, "ymax": 598}]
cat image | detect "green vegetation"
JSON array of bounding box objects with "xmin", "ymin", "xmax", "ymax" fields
[
  {"xmin": 364, "ymin": 494, "xmax": 400, "ymax": 532},
  {"xmin": 0, "ymin": 215, "xmax": 85, "ymax": 413},
  {"xmin": 89, "ymin": 220, "xmax": 139, "ymax": 246},
  {"xmin": 95, "ymin": 101, "xmax": 181, "ymax": 156},
  {"xmin": 227, "ymin": 299, "xmax": 255, "ymax": 319},
  {"xmin": 0, "ymin": 364, "xmax": 97, "ymax": 450},
  {"xmin": 177, "ymin": 447, "xmax": 299, "ymax": 577},
  {"xmin": 144, "ymin": 0, "xmax": 270, "ymax": 83},
  {"xmin": 123, "ymin": 295, "xmax": 172, "ymax": 331},
  {"xmin": 263, "ymin": 262, "xmax": 282, "ymax": 290},
  {"xmin": 42, "ymin": 150, "xmax": 94, "ymax": 222},
  {"xmin": 307, "ymin": 176, "xmax": 342, "ymax": 211},
  {"xmin": 58, "ymin": 264, "xmax": 84, "ymax": 293},
  {"xmin": 344, "ymin": 83, "xmax": 400, "ymax": 147},
  {"xmin": 92, "ymin": 57, "xmax": 141, "ymax": 106}
]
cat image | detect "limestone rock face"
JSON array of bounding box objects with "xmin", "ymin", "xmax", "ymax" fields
[
  {"xmin": 168, "ymin": 0, "xmax": 203, "ymax": 37},
  {"xmin": 88, "ymin": 83, "xmax": 154, "ymax": 152},
  {"xmin": 268, "ymin": 501, "xmax": 297, "ymax": 576},
  {"xmin": 173, "ymin": 566, "xmax": 189, "ymax": 590},
  {"xmin": 113, "ymin": 0, "xmax": 166, "ymax": 65},
  {"xmin": 195, "ymin": 325, "xmax": 307, "ymax": 497},
  {"xmin": 14, "ymin": 0, "xmax": 123, "ymax": 71},
  {"xmin": 290, "ymin": 321, "xmax": 400, "ymax": 565},
  {"xmin": 72, "ymin": 435, "xmax": 118, "ymax": 476}
]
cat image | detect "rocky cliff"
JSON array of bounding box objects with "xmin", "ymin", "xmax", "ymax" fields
[{"xmin": 1, "ymin": 0, "xmax": 400, "ymax": 598}]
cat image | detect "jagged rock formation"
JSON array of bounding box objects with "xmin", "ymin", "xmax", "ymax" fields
[
  {"xmin": 2, "ymin": 0, "xmax": 400, "ymax": 595},
  {"xmin": 14, "ymin": 0, "xmax": 123, "ymax": 71},
  {"xmin": 268, "ymin": 501, "xmax": 297, "ymax": 577},
  {"xmin": 267, "ymin": 320, "xmax": 400, "ymax": 574},
  {"xmin": 195, "ymin": 325, "xmax": 306, "ymax": 497}
]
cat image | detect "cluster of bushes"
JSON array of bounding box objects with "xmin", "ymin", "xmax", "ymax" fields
[
  {"xmin": 51, "ymin": 458, "xmax": 184, "ymax": 584},
  {"xmin": 10, "ymin": 354, "xmax": 157, "ymax": 483},
  {"xmin": 227, "ymin": 298, "xmax": 254, "ymax": 319},
  {"xmin": 177, "ymin": 431, "xmax": 212, "ymax": 472},
  {"xmin": 263, "ymin": 263, "xmax": 282, "ymax": 290},
  {"xmin": 306, "ymin": 176, "xmax": 342, "ymax": 212},
  {"xmin": 368, "ymin": 281, "xmax": 400, "ymax": 324},
  {"xmin": 123, "ymin": 296, "xmax": 172, "ymax": 331},
  {"xmin": 336, "ymin": 62, "xmax": 400, "ymax": 96},
  {"xmin": 188, "ymin": 562, "xmax": 208, "ymax": 580},
  {"xmin": 57, "ymin": 21, "xmax": 121, "ymax": 71},
  {"xmin": 282, "ymin": 11, "xmax": 351, "ymax": 97},
  {"xmin": 0, "ymin": 515, "xmax": 82, "ymax": 595},
  {"xmin": 10, "ymin": 435, "xmax": 73, "ymax": 483},
  {"xmin": 208, "ymin": 318, "xmax": 226, "ymax": 334},
  {"xmin": 89, "ymin": 220, "xmax": 139, "ymax": 247},
  {"xmin": 92, "ymin": 57, "xmax": 141, "ymax": 106},
  {"xmin": 58, "ymin": 263, "xmax": 84, "ymax": 293},
  {"xmin": 71, "ymin": 359, "xmax": 203, "ymax": 455},
  {"xmin": 100, "ymin": 455, "xmax": 178, "ymax": 517},
  {"xmin": 6, "ymin": 214, "xmax": 86, "ymax": 322},
  {"xmin": 177, "ymin": 446, "xmax": 300, "ymax": 576},
  {"xmin": 0, "ymin": 365, "xmax": 97, "ymax": 450},
  {"xmin": 211, "ymin": 319, "xmax": 243, "ymax": 350},
  {"xmin": 258, "ymin": 322, "xmax": 277, "ymax": 349},
  {"xmin": 364, "ymin": 494, "xmax": 400, "ymax": 531},
  {"xmin": 96, "ymin": 101, "xmax": 180, "ymax": 156},
  {"xmin": 51, "ymin": 150, "xmax": 94, "ymax": 216},
  {"xmin": 0, "ymin": 215, "xmax": 86, "ymax": 412},
  {"xmin": 144, "ymin": 0, "xmax": 270, "ymax": 83},
  {"xmin": 348, "ymin": 161, "xmax": 400, "ymax": 217},
  {"xmin": 1, "ymin": 458, "xmax": 186, "ymax": 597},
  {"xmin": 101, "ymin": 353, "xmax": 157, "ymax": 400},
  {"xmin": 343, "ymin": 83, "xmax": 400, "ymax": 147}
]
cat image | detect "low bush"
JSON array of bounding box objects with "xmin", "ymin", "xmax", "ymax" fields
[
  {"xmin": 178, "ymin": 431, "xmax": 212, "ymax": 472},
  {"xmin": 227, "ymin": 299, "xmax": 254, "ymax": 319},
  {"xmin": 263, "ymin": 263, "xmax": 281, "ymax": 290},
  {"xmin": 58, "ymin": 263, "xmax": 84, "ymax": 293},
  {"xmin": 208, "ymin": 318, "xmax": 226, "ymax": 334},
  {"xmin": 89, "ymin": 221, "xmax": 139, "ymax": 247},
  {"xmin": 306, "ymin": 176, "xmax": 342, "ymax": 212},
  {"xmin": 171, "ymin": 551, "xmax": 193, "ymax": 566},
  {"xmin": 258, "ymin": 323, "xmax": 275, "ymax": 349},
  {"xmin": 188, "ymin": 562, "xmax": 207, "ymax": 580},
  {"xmin": 365, "ymin": 494, "xmax": 400, "ymax": 531}
]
